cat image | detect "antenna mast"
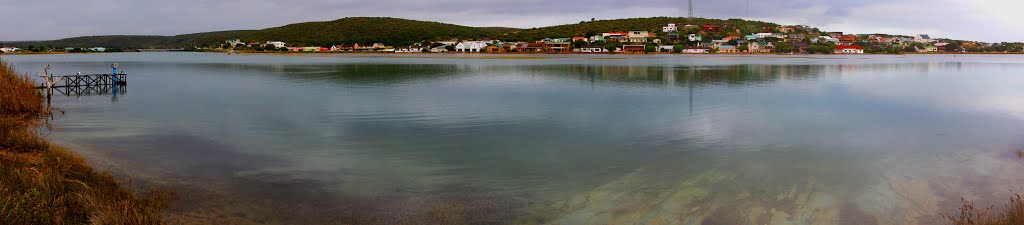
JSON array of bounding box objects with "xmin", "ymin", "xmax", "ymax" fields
[{"xmin": 688, "ymin": 0, "xmax": 694, "ymax": 18}]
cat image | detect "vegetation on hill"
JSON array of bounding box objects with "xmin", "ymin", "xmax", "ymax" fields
[
  {"xmin": 0, "ymin": 59, "xmax": 168, "ymax": 224},
  {"xmin": 500, "ymin": 17, "xmax": 779, "ymax": 41},
  {"xmin": 12, "ymin": 17, "xmax": 501, "ymax": 49}
]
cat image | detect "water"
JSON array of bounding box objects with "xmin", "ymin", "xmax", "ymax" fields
[{"xmin": 3, "ymin": 53, "xmax": 1024, "ymax": 224}]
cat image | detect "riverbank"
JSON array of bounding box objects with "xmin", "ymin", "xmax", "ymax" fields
[{"xmin": 0, "ymin": 59, "xmax": 167, "ymax": 224}]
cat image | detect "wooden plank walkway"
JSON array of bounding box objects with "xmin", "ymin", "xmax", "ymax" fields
[{"xmin": 35, "ymin": 73, "xmax": 126, "ymax": 89}]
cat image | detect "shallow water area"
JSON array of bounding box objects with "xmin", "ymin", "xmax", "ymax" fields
[{"xmin": 4, "ymin": 53, "xmax": 1024, "ymax": 224}]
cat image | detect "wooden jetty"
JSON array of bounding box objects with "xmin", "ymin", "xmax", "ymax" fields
[{"xmin": 35, "ymin": 73, "xmax": 126, "ymax": 89}]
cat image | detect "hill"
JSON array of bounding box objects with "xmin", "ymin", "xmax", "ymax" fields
[
  {"xmin": 499, "ymin": 17, "xmax": 781, "ymax": 41},
  {"xmin": 10, "ymin": 17, "xmax": 503, "ymax": 49},
  {"xmin": 9, "ymin": 17, "xmax": 786, "ymax": 49}
]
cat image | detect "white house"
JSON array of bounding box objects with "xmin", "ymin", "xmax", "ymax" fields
[
  {"xmin": 89, "ymin": 47, "xmax": 107, "ymax": 52},
  {"xmin": 265, "ymin": 41, "xmax": 286, "ymax": 49},
  {"xmin": 658, "ymin": 45, "xmax": 675, "ymax": 52},
  {"xmin": 835, "ymin": 45, "xmax": 864, "ymax": 54},
  {"xmin": 688, "ymin": 34, "xmax": 703, "ymax": 42},
  {"xmin": 430, "ymin": 46, "xmax": 449, "ymax": 53},
  {"xmin": 813, "ymin": 36, "xmax": 839, "ymax": 44},
  {"xmin": 225, "ymin": 39, "xmax": 243, "ymax": 46},
  {"xmin": 662, "ymin": 23, "xmax": 678, "ymax": 33},
  {"xmin": 914, "ymin": 34, "xmax": 933, "ymax": 43},
  {"xmin": 396, "ymin": 46, "xmax": 423, "ymax": 53},
  {"xmin": 0, "ymin": 47, "xmax": 21, "ymax": 53},
  {"xmin": 577, "ymin": 45, "xmax": 608, "ymax": 53},
  {"xmin": 682, "ymin": 47, "xmax": 711, "ymax": 54},
  {"xmin": 755, "ymin": 33, "xmax": 775, "ymax": 39},
  {"xmin": 627, "ymin": 31, "xmax": 650, "ymax": 43},
  {"xmin": 455, "ymin": 41, "xmax": 487, "ymax": 52}
]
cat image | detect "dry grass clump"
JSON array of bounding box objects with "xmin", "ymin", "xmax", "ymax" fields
[
  {"xmin": 943, "ymin": 193, "xmax": 1024, "ymax": 225},
  {"xmin": 0, "ymin": 58, "xmax": 169, "ymax": 225},
  {"xmin": 1015, "ymin": 149, "xmax": 1023, "ymax": 159}
]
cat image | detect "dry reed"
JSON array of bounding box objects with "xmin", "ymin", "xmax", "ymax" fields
[
  {"xmin": 0, "ymin": 58, "xmax": 169, "ymax": 225},
  {"xmin": 944, "ymin": 193, "xmax": 1024, "ymax": 225}
]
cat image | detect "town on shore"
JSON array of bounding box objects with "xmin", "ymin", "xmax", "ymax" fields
[{"xmin": 3, "ymin": 22, "xmax": 1022, "ymax": 55}]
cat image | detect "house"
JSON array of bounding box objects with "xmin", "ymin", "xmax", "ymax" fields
[
  {"xmin": 658, "ymin": 45, "xmax": 675, "ymax": 52},
  {"xmin": 622, "ymin": 45, "xmax": 646, "ymax": 53},
  {"xmin": 755, "ymin": 33, "xmax": 784, "ymax": 39},
  {"xmin": 919, "ymin": 45, "xmax": 938, "ymax": 52},
  {"xmin": 717, "ymin": 45, "xmax": 739, "ymax": 53},
  {"xmin": 589, "ymin": 35, "xmax": 605, "ymax": 42},
  {"xmin": 722, "ymin": 35, "xmax": 742, "ymax": 41},
  {"xmin": 437, "ymin": 39, "xmax": 459, "ymax": 46},
  {"xmin": 572, "ymin": 36, "xmax": 588, "ymax": 42},
  {"xmin": 838, "ymin": 35, "xmax": 857, "ymax": 45},
  {"xmin": 776, "ymin": 26, "xmax": 796, "ymax": 33},
  {"xmin": 288, "ymin": 47, "xmax": 303, "ymax": 52},
  {"xmin": 603, "ymin": 32, "xmax": 629, "ymax": 42},
  {"xmin": 627, "ymin": 31, "xmax": 650, "ymax": 43},
  {"xmin": 828, "ymin": 32, "xmax": 844, "ymax": 38},
  {"xmin": 89, "ymin": 47, "xmax": 107, "ymax": 52},
  {"xmin": 749, "ymin": 42, "xmax": 774, "ymax": 53},
  {"xmin": 814, "ymin": 36, "xmax": 839, "ymax": 44},
  {"xmin": 745, "ymin": 34, "xmax": 758, "ymax": 40},
  {"xmin": 371, "ymin": 43, "xmax": 390, "ymax": 50},
  {"xmin": 835, "ymin": 45, "xmax": 864, "ymax": 54},
  {"xmin": 682, "ymin": 47, "xmax": 711, "ymax": 54},
  {"xmin": 914, "ymin": 34, "xmax": 933, "ymax": 43},
  {"xmin": 484, "ymin": 45, "xmax": 504, "ymax": 53},
  {"xmin": 430, "ymin": 46, "xmax": 449, "ymax": 53},
  {"xmin": 667, "ymin": 33, "xmax": 681, "ymax": 41},
  {"xmin": 264, "ymin": 41, "xmax": 285, "ymax": 49},
  {"xmin": 396, "ymin": 46, "xmax": 424, "ymax": 53},
  {"xmin": 663, "ymin": 23, "xmax": 678, "ymax": 33},
  {"xmin": 788, "ymin": 42, "xmax": 810, "ymax": 53},
  {"xmin": 225, "ymin": 39, "xmax": 243, "ymax": 47},
  {"xmin": 711, "ymin": 40, "xmax": 729, "ymax": 48},
  {"xmin": 688, "ymin": 34, "xmax": 703, "ymax": 42},
  {"xmin": 517, "ymin": 43, "xmax": 545, "ymax": 53},
  {"xmin": 701, "ymin": 24, "xmax": 722, "ymax": 32},
  {"xmin": 544, "ymin": 41, "xmax": 571, "ymax": 53},
  {"xmin": 333, "ymin": 44, "xmax": 361, "ymax": 51},
  {"xmin": 455, "ymin": 41, "xmax": 487, "ymax": 52},
  {"xmin": 302, "ymin": 47, "xmax": 320, "ymax": 52},
  {"xmin": 577, "ymin": 45, "xmax": 608, "ymax": 53},
  {"xmin": 319, "ymin": 47, "xmax": 330, "ymax": 52},
  {"xmin": 0, "ymin": 47, "xmax": 20, "ymax": 53},
  {"xmin": 786, "ymin": 34, "xmax": 806, "ymax": 42}
]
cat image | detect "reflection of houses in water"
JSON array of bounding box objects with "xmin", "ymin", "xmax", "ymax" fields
[{"xmin": 560, "ymin": 64, "xmax": 828, "ymax": 87}]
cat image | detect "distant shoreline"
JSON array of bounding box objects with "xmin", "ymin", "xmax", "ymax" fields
[{"xmin": 3, "ymin": 51, "xmax": 1023, "ymax": 56}]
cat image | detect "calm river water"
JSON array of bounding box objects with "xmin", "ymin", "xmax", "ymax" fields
[{"xmin": 3, "ymin": 53, "xmax": 1024, "ymax": 225}]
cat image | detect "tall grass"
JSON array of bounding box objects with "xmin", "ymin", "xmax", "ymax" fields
[
  {"xmin": 0, "ymin": 58, "xmax": 168, "ymax": 225},
  {"xmin": 944, "ymin": 193, "xmax": 1024, "ymax": 225}
]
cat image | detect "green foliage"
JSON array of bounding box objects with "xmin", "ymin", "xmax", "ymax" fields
[
  {"xmin": 13, "ymin": 17, "xmax": 502, "ymax": 48},
  {"xmin": 775, "ymin": 42, "xmax": 794, "ymax": 53}
]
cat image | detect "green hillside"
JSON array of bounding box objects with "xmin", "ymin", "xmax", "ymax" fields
[
  {"xmin": 11, "ymin": 17, "xmax": 502, "ymax": 49},
  {"xmin": 9, "ymin": 17, "xmax": 785, "ymax": 49},
  {"xmin": 499, "ymin": 17, "xmax": 781, "ymax": 41}
]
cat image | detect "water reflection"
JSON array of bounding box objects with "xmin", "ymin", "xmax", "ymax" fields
[{"xmin": 3, "ymin": 54, "xmax": 1024, "ymax": 225}]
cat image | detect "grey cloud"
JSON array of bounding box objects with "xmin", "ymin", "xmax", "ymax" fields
[{"xmin": 0, "ymin": 0, "xmax": 1020, "ymax": 42}]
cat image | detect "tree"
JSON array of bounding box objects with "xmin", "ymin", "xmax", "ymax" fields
[
  {"xmin": 673, "ymin": 44, "xmax": 684, "ymax": 53},
  {"xmin": 775, "ymin": 42, "xmax": 794, "ymax": 53},
  {"xmin": 573, "ymin": 40, "xmax": 588, "ymax": 48}
]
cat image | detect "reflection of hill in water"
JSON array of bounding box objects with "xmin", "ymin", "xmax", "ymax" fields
[{"xmin": 181, "ymin": 61, "xmax": 975, "ymax": 89}]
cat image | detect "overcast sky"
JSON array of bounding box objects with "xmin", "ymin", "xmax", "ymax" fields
[{"xmin": 1, "ymin": 0, "xmax": 1021, "ymax": 42}]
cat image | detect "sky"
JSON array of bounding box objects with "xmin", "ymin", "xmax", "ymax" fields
[{"xmin": 0, "ymin": 0, "xmax": 1022, "ymax": 42}]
